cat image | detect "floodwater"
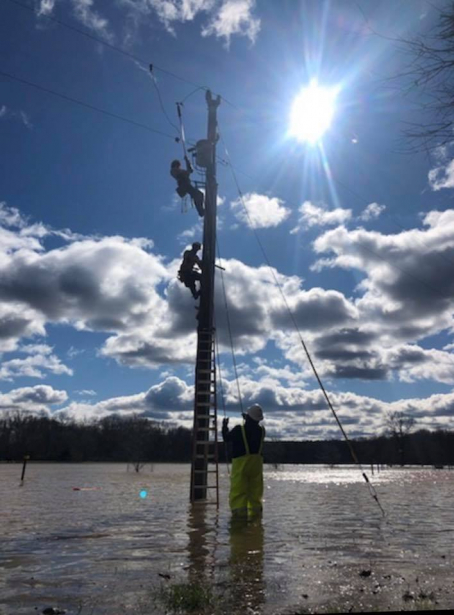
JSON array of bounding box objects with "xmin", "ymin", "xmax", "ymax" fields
[{"xmin": 1, "ymin": 463, "xmax": 454, "ymax": 614}]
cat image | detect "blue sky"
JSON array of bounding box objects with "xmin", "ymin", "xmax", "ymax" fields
[{"xmin": 2, "ymin": 0, "xmax": 454, "ymax": 439}]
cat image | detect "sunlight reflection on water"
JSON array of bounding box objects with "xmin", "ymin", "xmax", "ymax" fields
[{"xmin": 1, "ymin": 463, "xmax": 453, "ymax": 614}]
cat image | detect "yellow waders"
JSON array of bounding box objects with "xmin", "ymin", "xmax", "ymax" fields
[{"xmin": 229, "ymin": 424, "xmax": 264, "ymax": 517}]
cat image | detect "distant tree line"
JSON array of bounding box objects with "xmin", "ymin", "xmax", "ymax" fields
[{"xmin": 0, "ymin": 411, "xmax": 453, "ymax": 466}]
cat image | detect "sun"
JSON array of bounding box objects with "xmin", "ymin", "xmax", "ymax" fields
[{"xmin": 289, "ymin": 80, "xmax": 338, "ymax": 144}]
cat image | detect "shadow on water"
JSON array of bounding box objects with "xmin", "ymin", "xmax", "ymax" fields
[
  {"xmin": 185, "ymin": 505, "xmax": 265, "ymax": 614},
  {"xmin": 228, "ymin": 516, "xmax": 265, "ymax": 614}
]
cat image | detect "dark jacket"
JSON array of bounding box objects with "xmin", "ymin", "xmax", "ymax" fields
[{"xmin": 222, "ymin": 418, "xmax": 265, "ymax": 459}]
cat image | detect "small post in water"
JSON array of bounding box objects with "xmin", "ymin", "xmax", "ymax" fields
[{"xmin": 20, "ymin": 455, "xmax": 30, "ymax": 485}]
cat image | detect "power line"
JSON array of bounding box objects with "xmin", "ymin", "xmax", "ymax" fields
[
  {"xmin": 0, "ymin": 68, "xmax": 177, "ymax": 140},
  {"xmin": 6, "ymin": 0, "xmax": 238, "ymax": 108}
]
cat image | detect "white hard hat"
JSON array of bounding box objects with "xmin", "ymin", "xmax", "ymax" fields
[{"xmin": 246, "ymin": 404, "xmax": 264, "ymax": 422}]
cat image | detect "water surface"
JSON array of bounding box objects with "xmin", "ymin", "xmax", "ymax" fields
[{"xmin": 1, "ymin": 463, "xmax": 453, "ymax": 613}]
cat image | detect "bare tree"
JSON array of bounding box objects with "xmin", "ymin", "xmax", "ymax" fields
[
  {"xmin": 396, "ymin": 2, "xmax": 454, "ymax": 150},
  {"xmin": 384, "ymin": 411, "xmax": 416, "ymax": 466}
]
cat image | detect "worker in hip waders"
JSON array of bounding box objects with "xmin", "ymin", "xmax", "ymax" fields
[
  {"xmin": 170, "ymin": 158, "xmax": 205, "ymax": 217},
  {"xmin": 222, "ymin": 404, "xmax": 265, "ymax": 518}
]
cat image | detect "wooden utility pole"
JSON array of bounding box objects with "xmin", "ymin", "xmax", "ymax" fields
[{"xmin": 190, "ymin": 90, "xmax": 221, "ymax": 503}]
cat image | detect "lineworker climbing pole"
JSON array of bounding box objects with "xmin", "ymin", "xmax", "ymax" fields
[
  {"xmin": 222, "ymin": 404, "xmax": 265, "ymax": 518},
  {"xmin": 170, "ymin": 157, "xmax": 205, "ymax": 217},
  {"xmin": 178, "ymin": 242, "xmax": 203, "ymax": 299}
]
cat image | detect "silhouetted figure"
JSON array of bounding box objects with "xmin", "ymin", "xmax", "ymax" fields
[
  {"xmin": 222, "ymin": 404, "xmax": 265, "ymax": 518},
  {"xmin": 170, "ymin": 157, "xmax": 205, "ymax": 217},
  {"xmin": 178, "ymin": 242, "xmax": 202, "ymax": 299}
]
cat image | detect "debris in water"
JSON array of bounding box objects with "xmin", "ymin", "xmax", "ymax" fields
[
  {"xmin": 359, "ymin": 570, "xmax": 372, "ymax": 578},
  {"xmin": 42, "ymin": 608, "xmax": 66, "ymax": 615}
]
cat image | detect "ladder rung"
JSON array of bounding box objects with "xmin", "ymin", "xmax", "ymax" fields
[
  {"xmin": 193, "ymin": 485, "xmax": 218, "ymax": 489},
  {"xmin": 198, "ymin": 369, "xmax": 216, "ymax": 374},
  {"xmin": 195, "ymin": 455, "xmax": 216, "ymax": 459},
  {"xmin": 193, "ymin": 470, "xmax": 218, "ymax": 474},
  {"xmin": 195, "ymin": 439, "xmax": 216, "ymax": 444}
]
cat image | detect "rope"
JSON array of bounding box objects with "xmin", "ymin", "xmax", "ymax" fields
[
  {"xmin": 216, "ymin": 239, "xmax": 244, "ymax": 415},
  {"xmin": 176, "ymin": 103, "xmax": 190, "ymax": 162},
  {"xmin": 219, "ymin": 130, "xmax": 386, "ymax": 518},
  {"xmin": 214, "ymin": 324, "xmax": 230, "ymax": 476}
]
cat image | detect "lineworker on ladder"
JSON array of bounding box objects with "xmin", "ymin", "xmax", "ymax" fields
[
  {"xmin": 222, "ymin": 404, "xmax": 265, "ymax": 518},
  {"xmin": 178, "ymin": 241, "xmax": 203, "ymax": 299},
  {"xmin": 170, "ymin": 157, "xmax": 205, "ymax": 217}
]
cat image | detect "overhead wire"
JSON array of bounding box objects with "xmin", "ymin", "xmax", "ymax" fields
[
  {"xmin": 6, "ymin": 0, "xmax": 239, "ymax": 109},
  {"xmin": 148, "ymin": 64, "xmax": 180, "ymax": 136},
  {"xmin": 219, "ymin": 129, "xmax": 386, "ymax": 517},
  {"xmin": 0, "ymin": 68, "xmax": 177, "ymax": 140}
]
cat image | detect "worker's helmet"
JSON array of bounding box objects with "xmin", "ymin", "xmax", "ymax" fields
[
  {"xmin": 192, "ymin": 242, "xmax": 201, "ymax": 250},
  {"xmin": 246, "ymin": 404, "xmax": 264, "ymax": 422},
  {"xmin": 171, "ymin": 159, "xmax": 181, "ymax": 167}
]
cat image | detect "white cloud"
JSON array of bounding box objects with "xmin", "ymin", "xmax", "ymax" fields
[
  {"xmin": 202, "ymin": 0, "xmax": 260, "ymax": 45},
  {"xmin": 28, "ymin": 374, "xmax": 453, "ymax": 437},
  {"xmin": 178, "ymin": 221, "xmax": 203, "ymax": 243},
  {"xmin": 231, "ymin": 192, "xmax": 290, "ymax": 229},
  {"xmin": 428, "ymin": 159, "xmax": 454, "ymax": 190},
  {"xmin": 4, "ymin": 202, "xmax": 454, "ymax": 389},
  {"xmin": 71, "ymin": 0, "xmax": 113, "ymax": 41},
  {"xmin": 119, "ymin": 0, "xmax": 259, "ymax": 44},
  {"xmin": 37, "ymin": 0, "xmax": 58, "ymax": 16},
  {"xmin": 0, "ymin": 384, "xmax": 67, "ymax": 415},
  {"xmin": 359, "ymin": 202, "xmax": 385, "ymax": 221},
  {"xmin": 0, "ymin": 345, "xmax": 72, "ymax": 381},
  {"xmin": 291, "ymin": 201, "xmax": 352, "ymax": 233}
]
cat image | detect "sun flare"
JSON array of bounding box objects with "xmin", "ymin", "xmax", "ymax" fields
[{"xmin": 289, "ymin": 81, "xmax": 338, "ymax": 144}]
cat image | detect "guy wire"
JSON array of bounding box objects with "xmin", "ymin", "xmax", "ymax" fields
[
  {"xmin": 216, "ymin": 239, "xmax": 244, "ymax": 416},
  {"xmin": 219, "ymin": 129, "xmax": 386, "ymax": 518}
]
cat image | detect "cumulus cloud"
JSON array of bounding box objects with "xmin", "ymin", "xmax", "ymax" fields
[
  {"xmin": 359, "ymin": 202, "xmax": 385, "ymax": 221},
  {"xmin": 307, "ymin": 211, "xmax": 454, "ymax": 380},
  {"xmin": 291, "ymin": 201, "xmax": 352, "ymax": 233},
  {"xmin": 54, "ymin": 376, "xmax": 193, "ymax": 422},
  {"xmin": 231, "ymin": 193, "xmax": 290, "ymax": 229},
  {"xmin": 0, "ymin": 384, "xmax": 67, "ymax": 415},
  {"xmin": 3, "ymin": 201, "xmax": 454, "ymax": 389},
  {"xmin": 21, "ymin": 374, "xmax": 451, "ymax": 437},
  {"xmin": 0, "ymin": 344, "xmax": 72, "ymax": 381}
]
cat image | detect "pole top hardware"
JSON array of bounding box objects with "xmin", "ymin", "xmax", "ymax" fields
[{"xmin": 206, "ymin": 90, "xmax": 221, "ymax": 107}]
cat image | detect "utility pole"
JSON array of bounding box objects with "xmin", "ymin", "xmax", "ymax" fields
[{"xmin": 190, "ymin": 90, "xmax": 221, "ymax": 503}]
